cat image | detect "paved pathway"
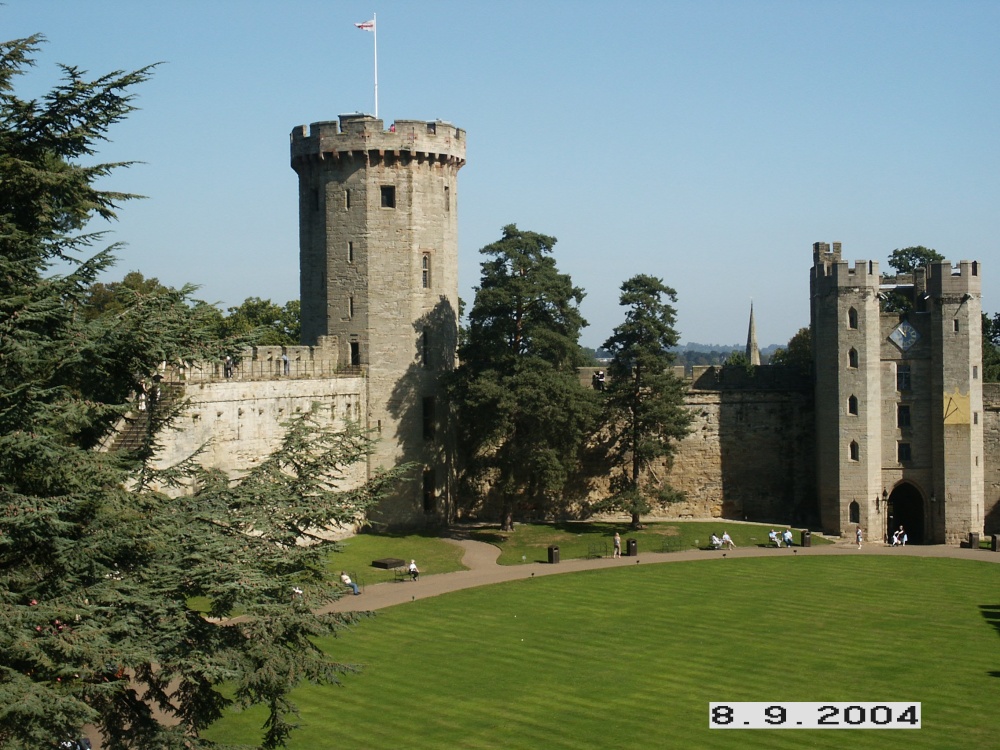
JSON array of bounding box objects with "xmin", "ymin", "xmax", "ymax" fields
[{"xmin": 319, "ymin": 536, "xmax": 1000, "ymax": 614}]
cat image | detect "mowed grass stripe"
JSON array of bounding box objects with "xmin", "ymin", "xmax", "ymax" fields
[{"xmin": 205, "ymin": 557, "xmax": 1000, "ymax": 749}]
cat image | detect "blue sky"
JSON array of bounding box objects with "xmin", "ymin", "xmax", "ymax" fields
[{"xmin": 6, "ymin": 1, "xmax": 999, "ymax": 348}]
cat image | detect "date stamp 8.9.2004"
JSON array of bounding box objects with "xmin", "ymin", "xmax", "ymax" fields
[{"xmin": 709, "ymin": 702, "xmax": 920, "ymax": 729}]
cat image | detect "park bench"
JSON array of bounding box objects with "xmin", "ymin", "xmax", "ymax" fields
[
  {"xmin": 393, "ymin": 566, "xmax": 411, "ymax": 583},
  {"xmin": 587, "ymin": 541, "xmax": 609, "ymax": 559},
  {"xmin": 658, "ymin": 538, "xmax": 683, "ymax": 553}
]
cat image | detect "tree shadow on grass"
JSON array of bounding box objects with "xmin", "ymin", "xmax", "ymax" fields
[{"xmin": 979, "ymin": 605, "xmax": 1000, "ymax": 678}]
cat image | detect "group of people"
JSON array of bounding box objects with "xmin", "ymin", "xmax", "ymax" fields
[
  {"xmin": 767, "ymin": 528, "xmax": 795, "ymax": 548},
  {"xmin": 710, "ymin": 531, "xmax": 736, "ymax": 550}
]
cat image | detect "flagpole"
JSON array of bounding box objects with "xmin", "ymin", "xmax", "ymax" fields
[{"xmin": 373, "ymin": 13, "xmax": 379, "ymax": 119}]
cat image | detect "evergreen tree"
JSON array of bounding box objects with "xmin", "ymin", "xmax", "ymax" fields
[
  {"xmin": 984, "ymin": 312, "xmax": 1000, "ymax": 383},
  {"xmin": 450, "ymin": 225, "xmax": 597, "ymax": 530},
  {"xmin": 598, "ymin": 275, "xmax": 692, "ymax": 528},
  {"xmin": 0, "ymin": 35, "xmax": 402, "ymax": 748}
]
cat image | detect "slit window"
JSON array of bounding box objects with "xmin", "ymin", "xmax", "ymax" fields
[
  {"xmin": 954, "ymin": 319, "xmax": 960, "ymax": 332},
  {"xmin": 348, "ymin": 241, "xmax": 354, "ymax": 263},
  {"xmin": 422, "ymin": 254, "xmax": 431, "ymax": 289},
  {"xmin": 350, "ymin": 341, "xmax": 360, "ymax": 366},
  {"xmin": 345, "ymin": 188, "xmax": 351, "ymax": 209},
  {"xmin": 422, "ymin": 468, "xmax": 436, "ymax": 514},
  {"xmin": 422, "ymin": 396, "xmax": 436, "ymax": 440}
]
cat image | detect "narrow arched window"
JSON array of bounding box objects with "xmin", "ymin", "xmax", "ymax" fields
[
  {"xmin": 848, "ymin": 395, "xmax": 858, "ymax": 415},
  {"xmin": 848, "ymin": 308, "xmax": 859, "ymax": 329},
  {"xmin": 849, "ymin": 501, "xmax": 860, "ymax": 524},
  {"xmin": 848, "ymin": 348, "xmax": 858, "ymax": 368},
  {"xmin": 849, "ymin": 441, "xmax": 860, "ymax": 461}
]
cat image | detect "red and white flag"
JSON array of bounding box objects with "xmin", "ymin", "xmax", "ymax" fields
[{"xmin": 355, "ymin": 19, "xmax": 375, "ymax": 32}]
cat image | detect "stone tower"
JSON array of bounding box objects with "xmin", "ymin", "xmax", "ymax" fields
[
  {"xmin": 810, "ymin": 242, "xmax": 984, "ymax": 544},
  {"xmin": 290, "ymin": 115, "xmax": 466, "ymax": 524}
]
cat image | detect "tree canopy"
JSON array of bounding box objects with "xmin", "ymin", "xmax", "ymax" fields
[
  {"xmin": 769, "ymin": 327, "xmax": 812, "ymax": 375},
  {"xmin": 597, "ymin": 275, "xmax": 692, "ymax": 527},
  {"xmin": 450, "ymin": 225, "xmax": 597, "ymax": 529},
  {"xmin": 0, "ymin": 34, "xmax": 400, "ymax": 749},
  {"xmin": 886, "ymin": 245, "xmax": 945, "ymax": 274}
]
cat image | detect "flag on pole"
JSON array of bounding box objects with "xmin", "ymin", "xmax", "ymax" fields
[{"xmin": 355, "ymin": 19, "xmax": 375, "ymax": 31}]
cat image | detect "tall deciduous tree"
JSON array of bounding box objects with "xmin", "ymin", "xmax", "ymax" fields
[
  {"xmin": 598, "ymin": 275, "xmax": 692, "ymax": 528},
  {"xmin": 883, "ymin": 246, "xmax": 946, "ymax": 313},
  {"xmin": 450, "ymin": 225, "xmax": 597, "ymax": 530},
  {"xmin": 0, "ymin": 35, "xmax": 401, "ymax": 749},
  {"xmin": 769, "ymin": 327, "xmax": 812, "ymax": 375}
]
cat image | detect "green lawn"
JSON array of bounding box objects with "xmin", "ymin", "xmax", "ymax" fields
[
  {"xmin": 467, "ymin": 521, "xmax": 830, "ymax": 564},
  {"xmin": 203, "ymin": 556, "xmax": 1000, "ymax": 749},
  {"xmin": 320, "ymin": 531, "xmax": 468, "ymax": 587}
]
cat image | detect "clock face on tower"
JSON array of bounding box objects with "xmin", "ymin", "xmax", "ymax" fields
[{"xmin": 889, "ymin": 320, "xmax": 920, "ymax": 351}]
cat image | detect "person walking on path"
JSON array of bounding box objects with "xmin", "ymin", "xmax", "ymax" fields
[
  {"xmin": 722, "ymin": 531, "xmax": 735, "ymax": 550},
  {"xmin": 613, "ymin": 532, "xmax": 622, "ymax": 559},
  {"xmin": 856, "ymin": 526, "xmax": 863, "ymax": 549}
]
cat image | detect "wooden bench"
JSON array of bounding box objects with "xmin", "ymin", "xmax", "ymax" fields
[
  {"xmin": 393, "ymin": 567, "xmax": 410, "ymax": 583},
  {"xmin": 587, "ymin": 541, "xmax": 609, "ymax": 559},
  {"xmin": 658, "ymin": 538, "xmax": 683, "ymax": 554}
]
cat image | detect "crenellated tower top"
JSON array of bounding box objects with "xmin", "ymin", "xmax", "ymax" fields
[{"xmin": 290, "ymin": 114, "xmax": 466, "ymax": 171}]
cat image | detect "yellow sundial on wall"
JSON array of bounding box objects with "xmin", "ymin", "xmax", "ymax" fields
[{"xmin": 943, "ymin": 388, "xmax": 970, "ymax": 425}]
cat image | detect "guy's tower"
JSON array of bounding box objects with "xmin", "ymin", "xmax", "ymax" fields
[{"xmin": 290, "ymin": 115, "xmax": 466, "ymax": 523}]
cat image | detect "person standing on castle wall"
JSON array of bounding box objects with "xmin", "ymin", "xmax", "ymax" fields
[
  {"xmin": 722, "ymin": 531, "xmax": 735, "ymax": 550},
  {"xmin": 281, "ymin": 353, "xmax": 290, "ymax": 375},
  {"xmin": 224, "ymin": 355, "xmax": 233, "ymax": 379},
  {"xmin": 856, "ymin": 526, "xmax": 863, "ymax": 549},
  {"xmin": 613, "ymin": 532, "xmax": 622, "ymax": 558}
]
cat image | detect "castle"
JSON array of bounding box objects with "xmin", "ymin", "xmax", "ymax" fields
[{"xmin": 149, "ymin": 114, "xmax": 998, "ymax": 543}]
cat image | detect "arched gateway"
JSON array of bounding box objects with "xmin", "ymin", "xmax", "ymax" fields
[{"xmin": 885, "ymin": 483, "xmax": 925, "ymax": 544}]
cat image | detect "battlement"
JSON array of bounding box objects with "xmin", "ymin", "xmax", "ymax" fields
[
  {"xmin": 810, "ymin": 242, "xmax": 879, "ymax": 292},
  {"xmin": 926, "ymin": 260, "xmax": 982, "ymax": 298},
  {"xmin": 290, "ymin": 114, "xmax": 466, "ymax": 169}
]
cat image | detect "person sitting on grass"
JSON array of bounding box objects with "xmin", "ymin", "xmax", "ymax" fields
[
  {"xmin": 408, "ymin": 559, "xmax": 420, "ymax": 581},
  {"xmin": 340, "ymin": 571, "xmax": 360, "ymax": 595}
]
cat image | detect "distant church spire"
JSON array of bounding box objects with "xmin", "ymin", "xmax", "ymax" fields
[{"xmin": 745, "ymin": 301, "xmax": 760, "ymax": 366}]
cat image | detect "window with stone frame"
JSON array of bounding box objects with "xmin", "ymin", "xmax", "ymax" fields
[
  {"xmin": 849, "ymin": 441, "xmax": 860, "ymax": 461},
  {"xmin": 848, "ymin": 307, "xmax": 859, "ymax": 329},
  {"xmin": 897, "ymin": 404, "xmax": 911, "ymax": 428},
  {"xmin": 848, "ymin": 395, "xmax": 858, "ymax": 415},
  {"xmin": 896, "ymin": 364, "xmax": 911, "ymax": 391},
  {"xmin": 897, "ymin": 442, "xmax": 912, "ymax": 462},
  {"xmin": 848, "ymin": 348, "xmax": 858, "ymax": 368}
]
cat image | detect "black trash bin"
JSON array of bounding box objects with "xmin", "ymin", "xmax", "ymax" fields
[
  {"xmin": 801, "ymin": 529, "xmax": 811, "ymax": 547},
  {"xmin": 992, "ymin": 535, "xmax": 999, "ymax": 552},
  {"xmin": 627, "ymin": 538, "xmax": 638, "ymax": 557},
  {"xmin": 547, "ymin": 545, "xmax": 560, "ymax": 564},
  {"xmin": 969, "ymin": 532, "xmax": 981, "ymax": 550}
]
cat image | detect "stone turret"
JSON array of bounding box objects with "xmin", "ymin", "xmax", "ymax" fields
[{"xmin": 290, "ymin": 114, "xmax": 466, "ymax": 524}]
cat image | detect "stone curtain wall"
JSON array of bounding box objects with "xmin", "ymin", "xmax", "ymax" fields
[
  {"xmin": 153, "ymin": 375, "xmax": 368, "ymax": 498},
  {"xmin": 578, "ymin": 367, "xmax": 814, "ymax": 522},
  {"xmin": 984, "ymin": 383, "xmax": 1000, "ymax": 533}
]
